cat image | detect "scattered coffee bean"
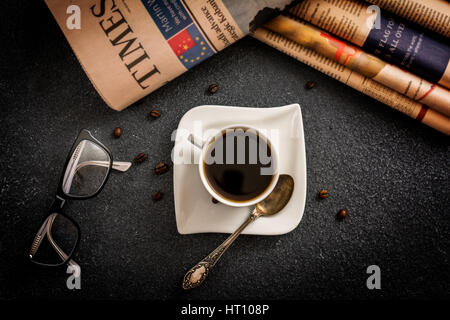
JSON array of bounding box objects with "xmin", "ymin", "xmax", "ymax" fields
[
  {"xmin": 208, "ymin": 84, "xmax": 219, "ymax": 94},
  {"xmin": 152, "ymin": 191, "xmax": 163, "ymax": 201},
  {"xmin": 212, "ymin": 197, "xmax": 219, "ymax": 204},
  {"xmin": 113, "ymin": 127, "xmax": 122, "ymax": 138},
  {"xmin": 319, "ymin": 189, "xmax": 329, "ymax": 199},
  {"xmin": 337, "ymin": 209, "xmax": 347, "ymax": 220},
  {"xmin": 136, "ymin": 153, "xmax": 147, "ymax": 163},
  {"xmin": 150, "ymin": 109, "xmax": 161, "ymax": 118},
  {"xmin": 154, "ymin": 162, "xmax": 168, "ymax": 175},
  {"xmin": 305, "ymin": 80, "xmax": 316, "ymax": 89}
]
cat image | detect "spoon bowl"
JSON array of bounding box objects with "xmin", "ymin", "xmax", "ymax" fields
[{"xmin": 256, "ymin": 175, "xmax": 294, "ymax": 216}]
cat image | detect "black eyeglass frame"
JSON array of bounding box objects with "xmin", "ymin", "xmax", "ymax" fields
[{"xmin": 29, "ymin": 129, "xmax": 113, "ymax": 267}]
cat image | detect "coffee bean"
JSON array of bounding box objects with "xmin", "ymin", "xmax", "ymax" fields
[
  {"xmin": 212, "ymin": 197, "xmax": 219, "ymax": 204},
  {"xmin": 152, "ymin": 191, "xmax": 163, "ymax": 201},
  {"xmin": 208, "ymin": 84, "xmax": 219, "ymax": 94},
  {"xmin": 337, "ymin": 209, "xmax": 347, "ymax": 220},
  {"xmin": 154, "ymin": 162, "xmax": 168, "ymax": 174},
  {"xmin": 150, "ymin": 109, "xmax": 161, "ymax": 118},
  {"xmin": 305, "ymin": 80, "xmax": 316, "ymax": 89},
  {"xmin": 136, "ymin": 153, "xmax": 147, "ymax": 163},
  {"xmin": 319, "ymin": 189, "xmax": 329, "ymax": 199},
  {"xmin": 113, "ymin": 127, "xmax": 122, "ymax": 138}
]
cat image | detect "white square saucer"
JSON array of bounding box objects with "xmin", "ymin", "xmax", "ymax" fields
[{"xmin": 173, "ymin": 104, "xmax": 306, "ymax": 235}]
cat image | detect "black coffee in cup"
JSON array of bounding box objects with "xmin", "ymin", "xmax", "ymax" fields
[{"xmin": 203, "ymin": 128, "xmax": 275, "ymax": 202}]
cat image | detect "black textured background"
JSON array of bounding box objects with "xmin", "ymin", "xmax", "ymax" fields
[{"xmin": 1, "ymin": 1, "xmax": 449, "ymax": 300}]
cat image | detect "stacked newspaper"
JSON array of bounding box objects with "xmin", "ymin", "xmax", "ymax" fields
[
  {"xmin": 45, "ymin": 0, "xmax": 450, "ymax": 134},
  {"xmin": 253, "ymin": 0, "xmax": 450, "ymax": 134}
]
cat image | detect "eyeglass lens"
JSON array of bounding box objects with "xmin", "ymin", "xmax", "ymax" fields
[
  {"xmin": 30, "ymin": 213, "xmax": 79, "ymax": 266},
  {"xmin": 62, "ymin": 140, "xmax": 111, "ymax": 197}
]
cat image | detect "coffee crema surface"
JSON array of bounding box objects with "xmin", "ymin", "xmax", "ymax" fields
[{"xmin": 203, "ymin": 128, "xmax": 275, "ymax": 202}]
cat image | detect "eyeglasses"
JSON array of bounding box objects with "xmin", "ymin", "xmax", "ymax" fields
[{"xmin": 29, "ymin": 129, "xmax": 131, "ymax": 268}]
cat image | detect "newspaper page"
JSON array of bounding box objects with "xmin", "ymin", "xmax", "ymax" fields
[
  {"xmin": 45, "ymin": 0, "xmax": 295, "ymax": 110},
  {"xmin": 365, "ymin": 0, "xmax": 450, "ymax": 38},
  {"xmin": 290, "ymin": 0, "xmax": 450, "ymax": 89},
  {"xmin": 264, "ymin": 15, "xmax": 450, "ymax": 117},
  {"xmin": 252, "ymin": 28, "xmax": 450, "ymax": 135}
]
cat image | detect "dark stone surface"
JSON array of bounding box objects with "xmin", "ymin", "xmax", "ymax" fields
[{"xmin": 1, "ymin": 1, "xmax": 449, "ymax": 300}]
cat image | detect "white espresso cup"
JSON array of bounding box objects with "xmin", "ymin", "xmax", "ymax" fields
[{"xmin": 189, "ymin": 125, "xmax": 279, "ymax": 207}]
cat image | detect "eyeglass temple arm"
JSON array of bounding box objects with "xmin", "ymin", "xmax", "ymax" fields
[
  {"xmin": 77, "ymin": 160, "xmax": 131, "ymax": 172},
  {"xmin": 45, "ymin": 214, "xmax": 80, "ymax": 272},
  {"xmin": 112, "ymin": 161, "xmax": 131, "ymax": 172},
  {"xmin": 29, "ymin": 218, "xmax": 51, "ymax": 258},
  {"xmin": 47, "ymin": 229, "xmax": 80, "ymax": 274},
  {"xmin": 45, "ymin": 214, "xmax": 68, "ymax": 261}
]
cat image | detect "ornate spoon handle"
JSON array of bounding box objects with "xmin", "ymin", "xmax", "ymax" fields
[{"xmin": 182, "ymin": 209, "xmax": 262, "ymax": 290}]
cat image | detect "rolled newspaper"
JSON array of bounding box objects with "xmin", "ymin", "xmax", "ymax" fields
[
  {"xmin": 45, "ymin": 0, "xmax": 295, "ymax": 110},
  {"xmin": 252, "ymin": 28, "xmax": 450, "ymax": 135},
  {"xmin": 365, "ymin": 0, "xmax": 450, "ymax": 38},
  {"xmin": 264, "ymin": 15, "xmax": 450, "ymax": 117},
  {"xmin": 290, "ymin": 0, "xmax": 450, "ymax": 90}
]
